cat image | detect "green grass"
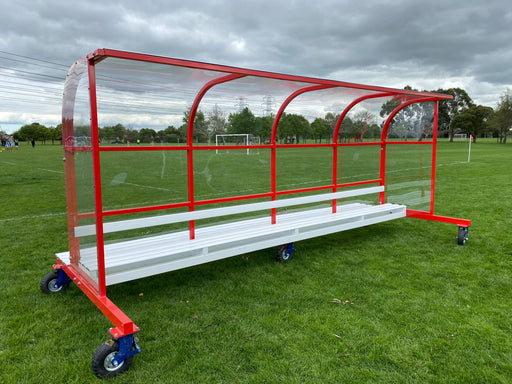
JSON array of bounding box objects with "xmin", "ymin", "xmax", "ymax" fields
[{"xmin": 1, "ymin": 140, "xmax": 511, "ymax": 383}]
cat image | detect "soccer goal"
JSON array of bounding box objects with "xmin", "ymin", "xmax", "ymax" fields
[
  {"xmin": 215, "ymin": 134, "xmax": 260, "ymax": 154},
  {"xmin": 453, "ymin": 133, "xmax": 467, "ymax": 140}
]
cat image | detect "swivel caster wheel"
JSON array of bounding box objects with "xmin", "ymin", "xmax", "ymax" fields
[
  {"xmin": 457, "ymin": 226, "xmax": 468, "ymax": 246},
  {"xmin": 40, "ymin": 270, "xmax": 69, "ymax": 294},
  {"xmin": 92, "ymin": 339, "xmax": 134, "ymax": 378},
  {"xmin": 276, "ymin": 243, "xmax": 295, "ymax": 262}
]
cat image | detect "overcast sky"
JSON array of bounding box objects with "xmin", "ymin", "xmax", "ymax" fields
[{"xmin": 1, "ymin": 0, "xmax": 511, "ymax": 134}]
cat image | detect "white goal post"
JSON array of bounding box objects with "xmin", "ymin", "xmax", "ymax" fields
[
  {"xmin": 215, "ymin": 134, "xmax": 260, "ymax": 155},
  {"xmin": 453, "ymin": 133, "xmax": 467, "ymax": 140}
]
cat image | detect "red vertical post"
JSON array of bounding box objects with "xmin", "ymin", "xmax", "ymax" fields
[
  {"xmin": 271, "ymin": 145, "xmax": 277, "ymax": 224},
  {"xmin": 332, "ymin": 144, "xmax": 338, "ymax": 213},
  {"xmin": 430, "ymin": 101, "xmax": 439, "ymax": 214},
  {"xmin": 88, "ymin": 57, "xmax": 107, "ymax": 297},
  {"xmin": 379, "ymin": 142, "xmax": 387, "ymax": 204},
  {"xmin": 187, "ymin": 143, "xmax": 195, "ymax": 239}
]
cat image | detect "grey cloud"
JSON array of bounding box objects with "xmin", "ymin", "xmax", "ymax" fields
[{"xmin": 1, "ymin": 0, "xmax": 512, "ymax": 130}]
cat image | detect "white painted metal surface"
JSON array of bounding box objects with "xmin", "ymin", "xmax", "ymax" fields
[
  {"xmin": 57, "ymin": 202, "xmax": 406, "ymax": 286},
  {"xmin": 74, "ymin": 186, "xmax": 385, "ymax": 237}
]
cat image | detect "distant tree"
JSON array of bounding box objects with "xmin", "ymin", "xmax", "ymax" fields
[
  {"xmin": 451, "ymin": 105, "xmax": 494, "ymax": 142},
  {"xmin": 323, "ymin": 112, "xmax": 339, "ymax": 142},
  {"xmin": 99, "ymin": 126, "xmax": 113, "ymax": 143},
  {"xmin": 37, "ymin": 125, "xmax": 52, "ymax": 144},
  {"xmin": 111, "ymin": 123, "xmax": 126, "ymax": 143},
  {"xmin": 488, "ymin": 89, "xmax": 512, "ymax": 144},
  {"xmin": 277, "ymin": 113, "xmax": 309, "ymax": 143},
  {"xmin": 50, "ymin": 125, "xmax": 61, "ymax": 144},
  {"xmin": 139, "ymin": 128, "xmax": 158, "ymax": 143},
  {"xmin": 254, "ymin": 115, "xmax": 273, "ymax": 142},
  {"xmin": 433, "ymin": 88, "xmax": 474, "ymax": 141},
  {"xmin": 311, "ymin": 117, "xmax": 331, "ymax": 143},
  {"xmin": 125, "ymin": 128, "xmax": 139, "ymax": 143},
  {"xmin": 158, "ymin": 125, "xmax": 180, "ymax": 143},
  {"xmin": 338, "ymin": 116, "xmax": 354, "ymax": 142},
  {"xmin": 206, "ymin": 104, "xmax": 227, "ymax": 144},
  {"xmin": 183, "ymin": 108, "xmax": 207, "ymax": 142},
  {"xmin": 227, "ymin": 107, "xmax": 256, "ymax": 135},
  {"xmin": 16, "ymin": 123, "xmax": 40, "ymax": 143}
]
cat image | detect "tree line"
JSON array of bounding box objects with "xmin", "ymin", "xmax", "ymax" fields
[{"xmin": 10, "ymin": 87, "xmax": 512, "ymax": 145}]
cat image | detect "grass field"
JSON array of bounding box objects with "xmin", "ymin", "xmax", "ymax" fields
[{"xmin": 1, "ymin": 139, "xmax": 511, "ymax": 383}]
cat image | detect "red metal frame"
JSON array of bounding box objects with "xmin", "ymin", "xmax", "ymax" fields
[{"xmin": 58, "ymin": 49, "xmax": 470, "ymax": 338}]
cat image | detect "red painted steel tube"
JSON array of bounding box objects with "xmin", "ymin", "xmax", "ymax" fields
[
  {"xmin": 99, "ymin": 145, "xmax": 188, "ymax": 151},
  {"xmin": 88, "ymin": 58, "xmax": 107, "ymax": 297},
  {"xmin": 101, "ymin": 201, "xmax": 191, "ymax": 217},
  {"xmin": 195, "ymin": 192, "xmax": 274, "ymax": 206},
  {"xmin": 430, "ymin": 101, "xmax": 439, "ymax": 214},
  {"xmin": 383, "ymin": 141, "xmax": 432, "ymax": 145},
  {"xmin": 406, "ymin": 209, "xmax": 471, "ymax": 227}
]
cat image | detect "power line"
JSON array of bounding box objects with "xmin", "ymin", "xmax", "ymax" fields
[
  {"xmin": 0, "ymin": 55, "xmax": 68, "ymax": 72},
  {"xmin": 0, "ymin": 50, "xmax": 68, "ymax": 68},
  {"xmin": 0, "ymin": 65, "xmax": 64, "ymax": 81}
]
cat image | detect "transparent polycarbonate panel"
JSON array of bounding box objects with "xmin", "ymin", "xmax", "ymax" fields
[
  {"xmin": 196, "ymin": 76, "xmax": 313, "ymax": 145},
  {"xmin": 100, "ymin": 149, "xmax": 188, "ymax": 211},
  {"xmin": 192, "ymin": 148, "xmax": 271, "ymax": 228},
  {"xmin": 286, "ymin": 89, "xmax": 391, "ymax": 144},
  {"xmin": 276, "ymin": 147, "xmax": 332, "ymax": 192},
  {"xmin": 336, "ymin": 145, "xmax": 381, "ymax": 204},
  {"xmin": 72, "ymin": 74, "xmax": 92, "ymax": 143},
  {"xmin": 385, "ymin": 144, "xmax": 433, "ymax": 210},
  {"xmin": 193, "ymin": 148, "xmax": 270, "ymax": 201},
  {"xmin": 93, "ymin": 57, "xmax": 231, "ymax": 136},
  {"xmin": 387, "ymin": 102, "xmax": 435, "ymax": 141},
  {"xmin": 73, "ymin": 151, "xmax": 95, "ymax": 214}
]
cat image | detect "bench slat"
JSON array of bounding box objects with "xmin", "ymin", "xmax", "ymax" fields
[{"xmin": 74, "ymin": 185, "xmax": 384, "ymax": 237}]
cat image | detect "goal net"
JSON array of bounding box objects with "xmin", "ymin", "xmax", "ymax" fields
[
  {"xmin": 215, "ymin": 134, "xmax": 260, "ymax": 155},
  {"xmin": 453, "ymin": 133, "xmax": 467, "ymax": 140}
]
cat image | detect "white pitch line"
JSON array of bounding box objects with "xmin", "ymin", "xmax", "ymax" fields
[
  {"xmin": 0, "ymin": 212, "xmax": 66, "ymax": 223},
  {"xmin": 37, "ymin": 168, "xmax": 64, "ymax": 174}
]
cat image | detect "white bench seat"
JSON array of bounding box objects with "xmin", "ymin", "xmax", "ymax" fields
[{"xmin": 57, "ymin": 202, "xmax": 406, "ymax": 286}]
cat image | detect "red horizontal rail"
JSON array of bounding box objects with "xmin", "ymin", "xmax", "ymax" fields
[
  {"xmin": 99, "ymin": 145, "xmax": 188, "ymax": 151},
  {"xmin": 96, "ymin": 142, "xmax": 386, "ymax": 152},
  {"xmin": 406, "ymin": 209, "xmax": 471, "ymax": 227},
  {"xmin": 195, "ymin": 192, "xmax": 274, "ymax": 206},
  {"xmin": 77, "ymin": 212, "xmax": 95, "ymax": 220},
  {"xmin": 385, "ymin": 141, "xmax": 433, "ymax": 145},
  {"xmin": 101, "ymin": 201, "xmax": 192, "ymax": 217}
]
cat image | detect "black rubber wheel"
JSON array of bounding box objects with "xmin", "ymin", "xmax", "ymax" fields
[
  {"xmin": 92, "ymin": 340, "xmax": 133, "ymax": 378},
  {"xmin": 457, "ymin": 227, "xmax": 466, "ymax": 246},
  {"xmin": 276, "ymin": 245, "xmax": 292, "ymax": 262},
  {"xmin": 40, "ymin": 271, "xmax": 68, "ymax": 294}
]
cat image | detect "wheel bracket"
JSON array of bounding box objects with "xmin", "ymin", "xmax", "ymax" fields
[
  {"xmin": 53, "ymin": 267, "xmax": 72, "ymax": 290},
  {"xmin": 111, "ymin": 334, "xmax": 141, "ymax": 367},
  {"xmin": 286, "ymin": 242, "xmax": 296, "ymax": 256}
]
